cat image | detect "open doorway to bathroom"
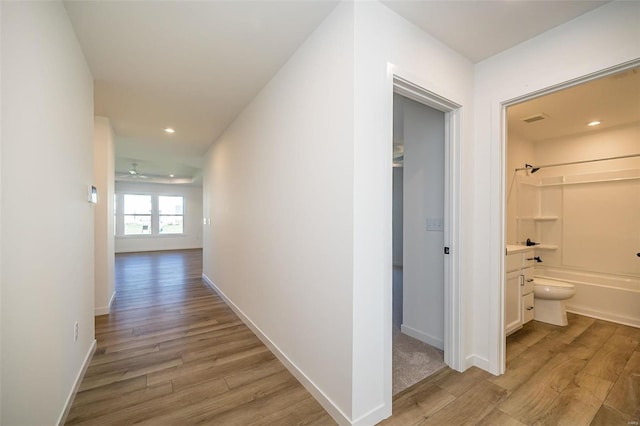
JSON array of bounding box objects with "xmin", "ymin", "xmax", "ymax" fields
[
  {"xmin": 502, "ymin": 65, "xmax": 640, "ymax": 388},
  {"xmin": 391, "ymin": 93, "xmax": 447, "ymax": 394}
]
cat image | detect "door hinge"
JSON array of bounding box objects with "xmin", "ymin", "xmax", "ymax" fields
[{"xmin": 444, "ymin": 247, "xmax": 450, "ymax": 255}]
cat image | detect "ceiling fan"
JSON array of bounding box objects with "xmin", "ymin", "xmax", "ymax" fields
[{"xmin": 117, "ymin": 162, "xmax": 148, "ymax": 179}]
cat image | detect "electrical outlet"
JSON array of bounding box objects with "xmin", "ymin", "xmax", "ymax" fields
[{"xmin": 74, "ymin": 321, "xmax": 79, "ymax": 343}]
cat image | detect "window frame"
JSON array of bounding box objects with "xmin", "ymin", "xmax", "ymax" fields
[{"xmin": 114, "ymin": 193, "xmax": 185, "ymax": 238}]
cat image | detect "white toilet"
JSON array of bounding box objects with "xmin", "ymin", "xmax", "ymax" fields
[{"xmin": 533, "ymin": 277, "xmax": 576, "ymax": 326}]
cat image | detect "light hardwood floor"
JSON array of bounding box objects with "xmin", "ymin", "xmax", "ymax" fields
[
  {"xmin": 380, "ymin": 314, "xmax": 640, "ymax": 426},
  {"xmin": 67, "ymin": 250, "xmax": 639, "ymax": 425}
]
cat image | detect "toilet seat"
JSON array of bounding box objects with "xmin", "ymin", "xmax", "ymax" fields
[
  {"xmin": 533, "ymin": 277, "xmax": 576, "ymax": 300},
  {"xmin": 534, "ymin": 277, "xmax": 574, "ymax": 288}
]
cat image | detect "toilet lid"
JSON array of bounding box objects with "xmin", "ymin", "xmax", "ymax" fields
[{"xmin": 533, "ymin": 277, "xmax": 574, "ymax": 288}]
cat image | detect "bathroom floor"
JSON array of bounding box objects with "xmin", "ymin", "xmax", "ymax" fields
[
  {"xmin": 380, "ymin": 313, "xmax": 640, "ymax": 425},
  {"xmin": 392, "ymin": 266, "xmax": 446, "ymax": 395}
]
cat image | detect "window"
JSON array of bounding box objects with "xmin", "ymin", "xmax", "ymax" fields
[
  {"xmin": 159, "ymin": 196, "xmax": 184, "ymax": 234},
  {"xmin": 124, "ymin": 194, "xmax": 152, "ymax": 235},
  {"xmin": 115, "ymin": 193, "xmax": 185, "ymax": 237}
]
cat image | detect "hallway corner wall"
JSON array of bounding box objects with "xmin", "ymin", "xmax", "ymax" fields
[
  {"xmin": 202, "ymin": 2, "xmax": 355, "ymax": 423},
  {"xmin": 1, "ymin": 2, "xmax": 96, "ymax": 423},
  {"xmin": 94, "ymin": 117, "xmax": 115, "ymax": 315}
]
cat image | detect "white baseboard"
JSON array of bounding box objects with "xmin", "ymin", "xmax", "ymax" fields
[
  {"xmin": 566, "ymin": 305, "xmax": 640, "ymax": 328},
  {"xmin": 400, "ymin": 324, "xmax": 444, "ymax": 350},
  {"xmin": 58, "ymin": 339, "xmax": 96, "ymax": 425},
  {"xmin": 95, "ymin": 290, "xmax": 116, "ymax": 316},
  {"xmin": 466, "ymin": 353, "xmax": 490, "ymax": 372},
  {"xmin": 352, "ymin": 402, "xmax": 389, "ymax": 426},
  {"xmin": 201, "ymin": 274, "xmax": 354, "ymax": 425}
]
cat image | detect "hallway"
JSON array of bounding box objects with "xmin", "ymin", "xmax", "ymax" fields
[{"xmin": 66, "ymin": 250, "xmax": 334, "ymax": 424}]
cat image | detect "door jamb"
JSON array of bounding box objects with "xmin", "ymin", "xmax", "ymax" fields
[
  {"xmin": 392, "ymin": 75, "xmax": 463, "ymax": 371},
  {"xmin": 497, "ymin": 58, "xmax": 640, "ymax": 374}
]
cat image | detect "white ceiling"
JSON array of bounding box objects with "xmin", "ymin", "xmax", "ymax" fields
[
  {"xmin": 508, "ymin": 67, "xmax": 640, "ymax": 142},
  {"xmin": 65, "ymin": 0, "xmax": 612, "ymax": 185},
  {"xmin": 381, "ymin": 0, "xmax": 609, "ymax": 63},
  {"xmin": 64, "ymin": 1, "xmax": 339, "ymax": 184}
]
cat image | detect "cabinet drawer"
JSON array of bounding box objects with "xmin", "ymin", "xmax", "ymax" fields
[
  {"xmin": 522, "ymin": 267, "xmax": 534, "ymax": 295},
  {"xmin": 522, "ymin": 293, "xmax": 534, "ymax": 323}
]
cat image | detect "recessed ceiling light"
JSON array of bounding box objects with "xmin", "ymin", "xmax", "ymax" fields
[
  {"xmin": 587, "ymin": 121, "xmax": 601, "ymax": 126},
  {"xmin": 169, "ymin": 174, "xmax": 174, "ymax": 178},
  {"xmin": 164, "ymin": 127, "xmax": 175, "ymax": 133}
]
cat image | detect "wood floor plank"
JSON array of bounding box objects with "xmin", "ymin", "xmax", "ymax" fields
[
  {"xmin": 532, "ymin": 383, "xmax": 602, "ymax": 426},
  {"xmin": 377, "ymin": 383, "xmax": 455, "ymax": 426},
  {"xmin": 69, "ymin": 376, "xmax": 148, "ymax": 408},
  {"xmin": 248, "ymin": 396, "xmax": 335, "ymax": 426},
  {"xmin": 432, "ymin": 366, "xmax": 492, "ymax": 397},
  {"xmin": 198, "ymin": 379, "xmax": 311, "ymax": 425},
  {"xmin": 146, "ymin": 345, "xmax": 271, "ymax": 387},
  {"xmin": 476, "ymin": 408, "xmax": 526, "ymax": 426},
  {"xmin": 135, "ymin": 370, "xmax": 298, "ymax": 425},
  {"xmin": 590, "ymin": 404, "xmax": 634, "ymax": 426},
  {"xmin": 604, "ymin": 350, "xmax": 640, "ymax": 419},
  {"xmin": 499, "ymin": 352, "xmax": 587, "ymax": 423},
  {"xmin": 78, "ymin": 357, "xmax": 183, "ymax": 392},
  {"xmin": 492, "ymin": 346, "xmax": 554, "ymax": 391},
  {"xmin": 66, "ymin": 382, "xmax": 173, "ymax": 424},
  {"xmin": 574, "ymin": 372, "xmax": 614, "ymax": 402},
  {"xmin": 420, "ymin": 380, "xmax": 507, "ymax": 425},
  {"xmin": 581, "ymin": 333, "xmax": 638, "ymax": 382},
  {"xmin": 224, "ymin": 357, "xmax": 287, "ymax": 390}
]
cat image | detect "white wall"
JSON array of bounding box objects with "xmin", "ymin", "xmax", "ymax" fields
[
  {"xmin": 203, "ymin": 2, "xmax": 355, "ymax": 423},
  {"xmin": 474, "ymin": 0, "xmax": 640, "ymax": 375},
  {"xmin": 532, "ymin": 122, "xmax": 640, "ymax": 275},
  {"xmin": 1, "ymin": 2, "xmax": 95, "ymax": 424},
  {"xmin": 115, "ymin": 182, "xmax": 203, "ymax": 253},
  {"xmin": 400, "ymin": 96, "xmax": 445, "ymax": 350},
  {"xmin": 94, "ymin": 117, "xmax": 115, "ymax": 315},
  {"xmin": 505, "ymin": 133, "xmax": 534, "ymax": 244},
  {"xmin": 534, "ymin": 122, "xmax": 640, "ymax": 169}
]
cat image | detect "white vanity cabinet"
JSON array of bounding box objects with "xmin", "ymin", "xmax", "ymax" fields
[{"xmin": 505, "ymin": 246, "xmax": 535, "ymax": 335}]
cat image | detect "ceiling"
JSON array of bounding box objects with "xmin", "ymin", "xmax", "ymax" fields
[
  {"xmin": 508, "ymin": 67, "xmax": 640, "ymax": 142},
  {"xmin": 65, "ymin": 0, "xmax": 612, "ymax": 185},
  {"xmin": 381, "ymin": 0, "xmax": 609, "ymax": 63},
  {"xmin": 64, "ymin": 1, "xmax": 340, "ymax": 185}
]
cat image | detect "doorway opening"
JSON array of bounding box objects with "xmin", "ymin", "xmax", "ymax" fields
[
  {"xmin": 500, "ymin": 61, "xmax": 640, "ymax": 373},
  {"xmin": 390, "ymin": 75, "xmax": 463, "ymax": 395}
]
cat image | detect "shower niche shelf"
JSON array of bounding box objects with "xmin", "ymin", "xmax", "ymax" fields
[
  {"xmin": 533, "ymin": 216, "xmax": 558, "ymax": 221},
  {"xmin": 534, "ymin": 244, "xmax": 558, "ymax": 250},
  {"xmin": 516, "ymin": 216, "xmax": 558, "ymax": 221}
]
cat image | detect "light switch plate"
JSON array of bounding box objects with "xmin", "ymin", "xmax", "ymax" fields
[{"xmin": 427, "ymin": 218, "xmax": 444, "ymax": 232}]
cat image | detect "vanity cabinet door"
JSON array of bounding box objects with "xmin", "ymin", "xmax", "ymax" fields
[{"xmin": 505, "ymin": 270, "xmax": 523, "ymax": 335}]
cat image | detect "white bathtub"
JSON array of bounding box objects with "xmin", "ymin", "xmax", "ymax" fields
[{"xmin": 535, "ymin": 267, "xmax": 640, "ymax": 328}]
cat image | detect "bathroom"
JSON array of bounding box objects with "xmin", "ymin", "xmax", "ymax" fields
[{"xmin": 505, "ymin": 67, "xmax": 640, "ymax": 333}]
